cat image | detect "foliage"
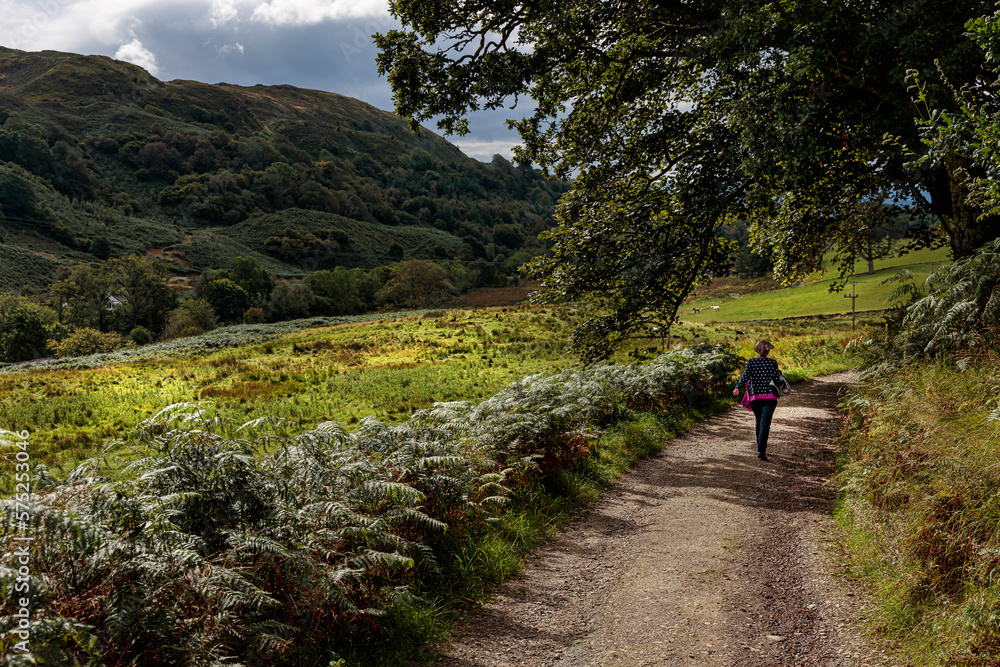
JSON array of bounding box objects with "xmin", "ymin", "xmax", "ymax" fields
[
  {"xmin": 376, "ymin": 0, "xmax": 1000, "ymax": 357},
  {"xmin": 897, "ymin": 239, "xmax": 1000, "ymax": 354},
  {"xmin": 1, "ymin": 345, "xmax": 741, "ymax": 665},
  {"xmin": 267, "ymin": 282, "xmax": 317, "ymax": 321},
  {"xmin": 0, "ymin": 307, "xmax": 50, "ymax": 362},
  {"xmin": 50, "ymin": 328, "xmax": 133, "ymax": 358},
  {"xmin": 228, "ymin": 256, "xmax": 275, "ymax": 305},
  {"xmin": 107, "ymin": 255, "xmax": 178, "ymax": 335},
  {"xmin": 376, "ymin": 260, "xmax": 453, "ymax": 310},
  {"xmin": 128, "ymin": 326, "xmax": 153, "ymax": 346},
  {"xmin": 163, "ymin": 298, "xmax": 218, "ymax": 340},
  {"xmin": 200, "ymin": 278, "xmax": 250, "ymax": 323},
  {"xmin": 852, "ymin": 239, "xmax": 1000, "ymax": 362},
  {"xmin": 837, "ymin": 352, "xmax": 1000, "ymax": 664},
  {"xmin": 244, "ymin": 307, "xmax": 266, "ymax": 324}
]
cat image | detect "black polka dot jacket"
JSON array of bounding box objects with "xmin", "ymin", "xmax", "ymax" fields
[{"xmin": 734, "ymin": 356, "xmax": 781, "ymax": 400}]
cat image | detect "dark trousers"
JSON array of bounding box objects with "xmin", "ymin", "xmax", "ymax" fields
[{"xmin": 750, "ymin": 399, "xmax": 778, "ymax": 454}]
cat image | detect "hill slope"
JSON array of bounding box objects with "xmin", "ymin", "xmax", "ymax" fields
[{"xmin": 0, "ymin": 46, "xmax": 567, "ymax": 290}]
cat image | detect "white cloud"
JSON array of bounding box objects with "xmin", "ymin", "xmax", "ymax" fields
[
  {"xmin": 249, "ymin": 0, "xmax": 389, "ymax": 26},
  {"xmin": 209, "ymin": 0, "xmax": 239, "ymax": 26},
  {"xmin": 218, "ymin": 41, "xmax": 244, "ymax": 56},
  {"xmin": 115, "ymin": 37, "xmax": 159, "ymax": 74},
  {"xmin": 1, "ymin": 0, "xmax": 151, "ymax": 50},
  {"xmin": 449, "ymin": 138, "xmax": 521, "ymax": 163},
  {"xmin": 0, "ymin": 0, "xmax": 392, "ymax": 52}
]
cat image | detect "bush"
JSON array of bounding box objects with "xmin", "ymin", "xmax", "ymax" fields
[
  {"xmin": 129, "ymin": 325, "xmax": 154, "ymax": 345},
  {"xmin": 201, "ymin": 278, "xmax": 250, "ymax": 322},
  {"xmin": 0, "ymin": 346, "xmax": 740, "ymax": 664},
  {"xmin": 163, "ymin": 298, "xmax": 218, "ymax": 340},
  {"xmin": 0, "ymin": 307, "xmax": 50, "ymax": 362},
  {"xmin": 49, "ymin": 328, "xmax": 133, "ymax": 357},
  {"xmin": 244, "ymin": 306, "xmax": 266, "ymax": 324}
]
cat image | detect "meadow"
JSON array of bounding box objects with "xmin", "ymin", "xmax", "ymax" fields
[
  {"xmin": 0, "ymin": 303, "xmax": 861, "ymax": 494},
  {"xmin": 682, "ymin": 246, "xmax": 950, "ymax": 323}
]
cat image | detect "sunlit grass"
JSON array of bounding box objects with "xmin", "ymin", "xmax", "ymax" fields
[
  {"xmin": 0, "ymin": 302, "xmax": 860, "ymax": 490},
  {"xmin": 837, "ymin": 352, "xmax": 1000, "ymax": 663},
  {"xmin": 683, "ymin": 246, "xmax": 951, "ymax": 322}
]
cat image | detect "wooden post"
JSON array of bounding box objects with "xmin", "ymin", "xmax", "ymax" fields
[{"xmin": 844, "ymin": 281, "xmax": 866, "ymax": 332}]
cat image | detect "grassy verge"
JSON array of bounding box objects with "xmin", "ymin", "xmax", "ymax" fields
[
  {"xmin": 0, "ymin": 346, "xmax": 747, "ymax": 666},
  {"xmin": 836, "ymin": 351, "xmax": 1000, "ymax": 664}
]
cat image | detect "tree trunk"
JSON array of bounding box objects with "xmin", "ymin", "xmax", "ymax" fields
[{"xmin": 946, "ymin": 156, "xmax": 998, "ymax": 259}]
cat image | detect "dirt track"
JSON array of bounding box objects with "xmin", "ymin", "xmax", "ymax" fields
[{"xmin": 434, "ymin": 372, "xmax": 903, "ymax": 666}]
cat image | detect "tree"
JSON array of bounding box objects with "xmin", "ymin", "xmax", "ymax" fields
[
  {"xmin": 201, "ymin": 279, "xmax": 250, "ymax": 323},
  {"xmin": 305, "ymin": 268, "xmax": 363, "ymax": 315},
  {"xmin": 268, "ymin": 282, "xmax": 316, "ymax": 321},
  {"xmin": 376, "ymin": 0, "xmax": 1000, "ymax": 357},
  {"xmin": 375, "ymin": 260, "xmax": 453, "ymax": 309},
  {"xmin": 0, "ymin": 169, "xmax": 39, "ymax": 219},
  {"xmin": 164, "ymin": 298, "xmax": 218, "ymax": 339},
  {"xmin": 109, "ymin": 255, "xmax": 178, "ymax": 335},
  {"xmin": 229, "ymin": 256, "xmax": 274, "ymax": 306},
  {"xmin": 52, "ymin": 264, "xmax": 113, "ymax": 332},
  {"xmin": 0, "ymin": 307, "xmax": 49, "ymax": 362},
  {"xmin": 909, "ymin": 11, "xmax": 1000, "ymax": 233}
]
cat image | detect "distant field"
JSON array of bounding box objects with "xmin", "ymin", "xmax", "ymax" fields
[{"xmin": 683, "ymin": 246, "xmax": 950, "ymax": 323}]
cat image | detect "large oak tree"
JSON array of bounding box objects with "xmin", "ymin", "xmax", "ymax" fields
[{"xmin": 377, "ymin": 0, "xmax": 1000, "ymax": 358}]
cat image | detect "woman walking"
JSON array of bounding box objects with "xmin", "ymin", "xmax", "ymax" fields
[{"xmin": 732, "ymin": 340, "xmax": 782, "ymax": 461}]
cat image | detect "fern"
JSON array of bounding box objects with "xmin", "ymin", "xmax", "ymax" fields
[
  {"xmin": 899, "ymin": 238, "xmax": 1000, "ymax": 354},
  {"xmin": 1, "ymin": 344, "xmax": 741, "ymax": 664}
]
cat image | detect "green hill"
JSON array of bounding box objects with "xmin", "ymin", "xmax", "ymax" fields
[{"xmin": 0, "ymin": 46, "xmax": 568, "ymax": 290}]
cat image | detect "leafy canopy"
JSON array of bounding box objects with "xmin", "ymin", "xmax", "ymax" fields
[{"xmin": 377, "ymin": 0, "xmax": 1000, "ymax": 358}]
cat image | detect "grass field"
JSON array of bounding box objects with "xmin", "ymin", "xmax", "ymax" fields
[
  {"xmin": 0, "ymin": 302, "xmax": 860, "ymax": 492},
  {"xmin": 683, "ymin": 246, "xmax": 951, "ymax": 323}
]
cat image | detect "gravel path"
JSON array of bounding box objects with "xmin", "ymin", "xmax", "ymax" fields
[{"xmin": 434, "ymin": 372, "xmax": 904, "ymax": 666}]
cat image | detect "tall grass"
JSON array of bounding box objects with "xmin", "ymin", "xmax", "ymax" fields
[{"xmin": 837, "ymin": 353, "xmax": 1000, "ymax": 664}]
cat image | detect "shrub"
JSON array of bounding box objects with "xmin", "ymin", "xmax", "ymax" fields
[
  {"xmin": 163, "ymin": 298, "xmax": 218, "ymax": 340},
  {"xmin": 0, "ymin": 345, "xmax": 740, "ymax": 664},
  {"xmin": 201, "ymin": 278, "xmax": 250, "ymax": 322},
  {"xmin": 244, "ymin": 306, "xmax": 265, "ymax": 324},
  {"xmin": 0, "ymin": 307, "xmax": 50, "ymax": 362},
  {"xmin": 49, "ymin": 328, "xmax": 133, "ymax": 357},
  {"xmin": 129, "ymin": 325, "xmax": 154, "ymax": 345}
]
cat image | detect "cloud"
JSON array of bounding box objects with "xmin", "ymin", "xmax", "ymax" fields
[
  {"xmin": 249, "ymin": 0, "xmax": 390, "ymax": 26},
  {"xmin": 449, "ymin": 138, "xmax": 521, "ymax": 163},
  {"xmin": 0, "ymin": 0, "xmax": 167, "ymax": 51},
  {"xmin": 115, "ymin": 37, "xmax": 159, "ymax": 74},
  {"xmin": 218, "ymin": 41, "xmax": 244, "ymax": 56},
  {"xmin": 209, "ymin": 0, "xmax": 239, "ymax": 27}
]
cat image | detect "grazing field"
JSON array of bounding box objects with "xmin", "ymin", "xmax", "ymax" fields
[
  {"xmin": 0, "ymin": 303, "xmax": 860, "ymax": 492},
  {"xmin": 683, "ymin": 246, "xmax": 951, "ymax": 322}
]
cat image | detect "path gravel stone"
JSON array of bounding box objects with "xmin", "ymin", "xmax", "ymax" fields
[{"xmin": 434, "ymin": 372, "xmax": 905, "ymax": 666}]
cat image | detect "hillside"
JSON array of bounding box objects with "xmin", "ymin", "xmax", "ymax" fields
[{"xmin": 0, "ymin": 46, "xmax": 568, "ymax": 291}]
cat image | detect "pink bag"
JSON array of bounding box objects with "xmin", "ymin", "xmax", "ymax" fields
[{"xmin": 740, "ymin": 389, "xmax": 753, "ymax": 411}]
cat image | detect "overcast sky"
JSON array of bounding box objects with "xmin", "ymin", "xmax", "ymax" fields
[{"xmin": 0, "ymin": 0, "xmax": 523, "ymax": 161}]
